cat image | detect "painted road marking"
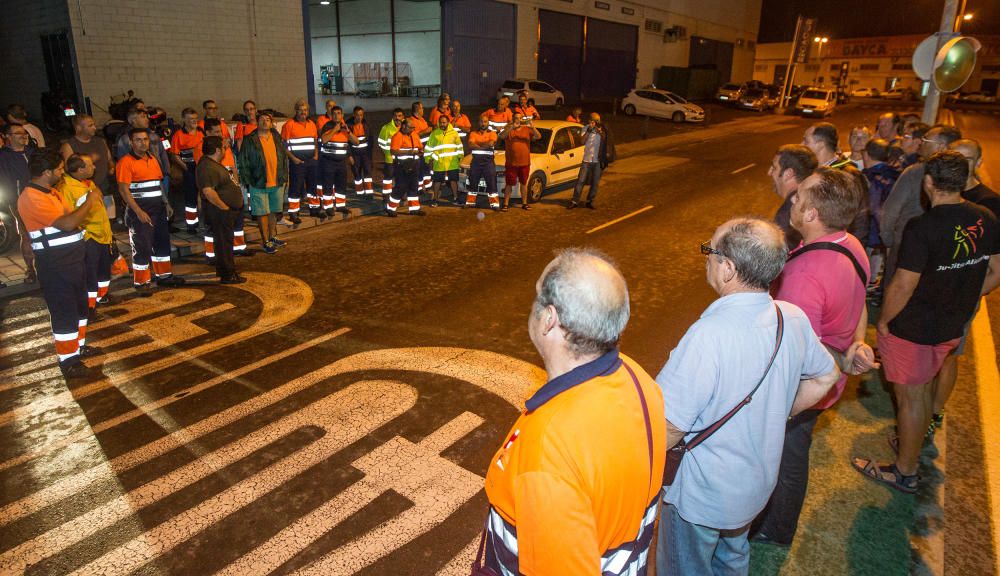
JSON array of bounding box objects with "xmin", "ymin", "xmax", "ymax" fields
[
  {"xmin": 973, "ymin": 298, "xmax": 1000, "ymax": 576},
  {"xmin": 586, "ymin": 205, "xmax": 655, "ymax": 235},
  {"xmin": 0, "ymin": 328, "xmax": 351, "ymax": 474},
  {"xmin": 0, "ymin": 272, "xmax": 314, "ymax": 427},
  {"xmin": 0, "ymin": 346, "xmax": 545, "ymax": 573},
  {"xmin": 730, "ymin": 163, "xmax": 756, "ymax": 174}
]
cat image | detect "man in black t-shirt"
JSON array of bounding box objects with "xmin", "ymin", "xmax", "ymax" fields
[
  {"xmin": 196, "ymin": 136, "xmax": 245, "ymax": 284},
  {"xmin": 853, "ymin": 150, "xmax": 1000, "ymax": 495}
]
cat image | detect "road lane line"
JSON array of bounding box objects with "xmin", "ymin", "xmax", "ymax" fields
[
  {"xmin": 0, "ymin": 328, "xmax": 351, "ymax": 474},
  {"xmin": 730, "ymin": 163, "xmax": 756, "ymax": 174},
  {"xmin": 585, "ymin": 205, "xmax": 655, "ymax": 235}
]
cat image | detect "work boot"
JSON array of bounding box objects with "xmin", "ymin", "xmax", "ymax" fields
[
  {"xmin": 156, "ymin": 275, "xmax": 187, "ymax": 288},
  {"xmin": 410, "ymin": 210, "xmax": 426, "ymax": 216},
  {"xmin": 317, "ymin": 210, "xmax": 328, "ymax": 221},
  {"xmin": 326, "ymin": 208, "xmax": 335, "ymax": 217},
  {"xmin": 234, "ymin": 249, "xmax": 255, "ymax": 258},
  {"xmin": 386, "ymin": 210, "xmax": 397, "ymax": 218},
  {"xmin": 220, "ymin": 274, "xmax": 247, "ymax": 285},
  {"xmin": 585, "ymin": 201, "xmax": 595, "ymax": 209},
  {"xmin": 61, "ymin": 362, "xmax": 91, "ymax": 379},
  {"xmin": 79, "ymin": 345, "xmax": 104, "ymax": 358},
  {"xmin": 337, "ymin": 206, "xmax": 350, "ymax": 214},
  {"xmin": 135, "ymin": 283, "xmax": 154, "ymax": 297},
  {"xmin": 290, "ymin": 214, "xmax": 302, "ymax": 225}
]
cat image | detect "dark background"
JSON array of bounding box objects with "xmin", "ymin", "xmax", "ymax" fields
[{"xmin": 758, "ymin": 0, "xmax": 1000, "ymax": 42}]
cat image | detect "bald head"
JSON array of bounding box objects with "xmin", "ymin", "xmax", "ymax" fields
[
  {"xmin": 534, "ymin": 248, "xmax": 630, "ymax": 358},
  {"xmin": 950, "ymin": 138, "xmax": 982, "ymax": 184}
]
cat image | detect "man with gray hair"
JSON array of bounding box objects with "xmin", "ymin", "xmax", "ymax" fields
[
  {"xmin": 655, "ymin": 218, "xmax": 840, "ymax": 575},
  {"xmin": 483, "ymin": 248, "xmax": 666, "ymax": 575}
]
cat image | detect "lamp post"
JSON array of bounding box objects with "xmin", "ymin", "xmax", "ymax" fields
[{"xmin": 813, "ymin": 36, "xmax": 828, "ymax": 85}]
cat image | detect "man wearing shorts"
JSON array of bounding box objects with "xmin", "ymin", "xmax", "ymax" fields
[
  {"xmin": 237, "ymin": 112, "xmax": 287, "ymax": 254},
  {"xmin": 853, "ymin": 150, "xmax": 1000, "ymax": 494},
  {"xmin": 425, "ymin": 114, "xmax": 463, "ymax": 206},
  {"xmin": 499, "ymin": 116, "xmax": 540, "ymax": 211}
]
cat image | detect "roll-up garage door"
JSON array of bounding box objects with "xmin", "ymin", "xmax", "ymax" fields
[
  {"xmin": 538, "ymin": 10, "xmax": 583, "ymax": 103},
  {"xmin": 581, "ymin": 18, "xmax": 637, "ymax": 100},
  {"xmin": 442, "ymin": 0, "xmax": 516, "ymax": 106}
]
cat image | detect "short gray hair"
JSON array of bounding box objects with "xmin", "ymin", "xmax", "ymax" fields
[
  {"xmin": 716, "ymin": 218, "xmax": 788, "ymax": 290},
  {"xmin": 534, "ymin": 248, "xmax": 630, "ymax": 357}
]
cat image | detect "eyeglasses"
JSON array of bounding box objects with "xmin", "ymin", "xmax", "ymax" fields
[
  {"xmin": 921, "ymin": 137, "xmax": 937, "ymax": 144},
  {"xmin": 700, "ymin": 241, "xmax": 725, "ymax": 258}
]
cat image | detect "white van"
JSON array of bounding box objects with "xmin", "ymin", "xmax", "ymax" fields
[{"xmin": 796, "ymin": 88, "xmax": 837, "ymax": 117}]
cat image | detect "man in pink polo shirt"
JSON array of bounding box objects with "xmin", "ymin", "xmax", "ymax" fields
[{"xmin": 752, "ymin": 166, "xmax": 877, "ymax": 547}]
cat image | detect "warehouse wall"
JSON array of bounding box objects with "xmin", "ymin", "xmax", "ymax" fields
[{"xmin": 68, "ymin": 0, "xmax": 308, "ymax": 124}]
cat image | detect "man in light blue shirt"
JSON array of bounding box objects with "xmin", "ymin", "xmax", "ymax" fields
[
  {"xmin": 568, "ymin": 113, "xmax": 613, "ymax": 210},
  {"xmin": 655, "ymin": 217, "xmax": 840, "ymax": 576}
]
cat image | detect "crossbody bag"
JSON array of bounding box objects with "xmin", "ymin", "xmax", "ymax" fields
[{"xmin": 663, "ymin": 304, "xmax": 784, "ymax": 486}]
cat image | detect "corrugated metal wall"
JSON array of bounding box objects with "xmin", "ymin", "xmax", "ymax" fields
[
  {"xmin": 538, "ymin": 10, "xmax": 637, "ymax": 101},
  {"xmin": 442, "ymin": 0, "xmax": 516, "ymax": 106}
]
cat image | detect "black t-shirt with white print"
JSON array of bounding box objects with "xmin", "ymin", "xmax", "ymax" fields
[{"xmin": 890, "ymin": 201, "xmax": 999, "ymax": 344}]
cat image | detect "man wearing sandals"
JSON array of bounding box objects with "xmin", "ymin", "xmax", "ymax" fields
[
  {"xmin": 752, "ymin": 168, "xmax": 876, "ymax": 548},
  {"xmin": 853, "ymin": 151, "xmax": 1000, "ymax": 494},
  {"xmin": 482, "ymin": 248, "xmax": 666, "ymax": 575},
  {"xmin": 655, "ymin": 218, "xmax": 840, "ymax": 576}
]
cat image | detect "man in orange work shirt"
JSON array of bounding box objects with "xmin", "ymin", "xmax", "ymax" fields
[
  {"xmin": 281, "ymin": 99, "xmax": 319, "ymax": 224},
  {"xmin": 199, "ymin": 99, "xmax": 231, "ymax": 140},
  {"xmin": 464, "ymin": 113, "xmax": 499, "ymax": 210},
  {"xmin": 233, "ymin": 100, "xmax": 258, "ymax": 152},
  {"xmin": 485, "ymin": 96, "xmax": 513, "ymax": 133},
  {"xmin": 483, "ymin": 248, "xmax": 666, "ymax": 575},
  {"xmin": 170, "ymin": 108, "xmax": 204, "ymax": 232},
  {"xmin": 499, "ymin": 116, "xmax": 540, "ymax": 211},
  {"xmin": 117, "ymin": 127, "xmax": 186, "ymax": 296},
  {"xmin": 386, "ymin": 118, "xmax": 425, "ymax": 217},
  {"xmin": 18, "ymin": 149, "xmax": 103, "ymax": 379},
  {"xmin": 409, "ymin": 101, "xmax": 433, "ymax": 193}
]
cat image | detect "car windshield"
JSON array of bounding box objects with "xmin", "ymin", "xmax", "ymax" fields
[
  {"xmin": 502, "ymin": 81, "xmax": 523, "ymax": 90},
  {"xmin": 744, "ymin": 89, "xmax": 764, "ymax": 98},
  {"xmin": 801, "ymin": 90, "xmax": 829, "ymax": 99}
]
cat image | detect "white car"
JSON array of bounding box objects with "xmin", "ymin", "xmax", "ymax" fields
[
  {"xmin": 795, "ymin": 88, "xmax": 837, "ymax": 117},
  {"xmin": 458, "ymin": 120, "xmax": 585, "ymax": 202},
  {"xmin": 621, "ymin": 88, "xmax": 705, "ymax": 123},
  {"xmin": 851, "ymin": 87, "xmax": 880, "ymax": 98},
  {"xmin": 496, "ymin": 79, "xmax": 565, "ymax": 108},
  {"xmin": 881, "ymin": 88, "xmax": 911, "ymax": 100}
]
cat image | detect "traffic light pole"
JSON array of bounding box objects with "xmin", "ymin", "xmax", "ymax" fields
[{"xmin": 922, "ymin": 0, "xmax": 960, "ymax": 124}]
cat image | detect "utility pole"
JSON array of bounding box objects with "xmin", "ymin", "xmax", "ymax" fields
[
  {"xmin": 777, "ymin": 16, "xmax": 803, "ymax": 113},
  {"xmin": 922, "ymin": 0, "xmax": 960, "ymax": 124}
]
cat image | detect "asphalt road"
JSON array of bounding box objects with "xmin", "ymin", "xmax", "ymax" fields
[{"xmin": 2, "ymin": 102, "xmax": 999, "ymax": 575}]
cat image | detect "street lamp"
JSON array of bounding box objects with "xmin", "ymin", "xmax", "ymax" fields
[
  {"xmin": 963, "ymin": 13, "xmax": 973, "ymax": 20},
  {"xmin": 813, "ymin": 36, "xmax": 829, "ymax": 85}
]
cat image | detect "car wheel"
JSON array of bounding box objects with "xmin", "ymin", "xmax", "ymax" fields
[
  {"xmin": 555, "ymin": 98, "xmax": 563, "ymax": 109},
  {"xmin": 0, "ymin": 210, "xmax": 19, "ymax": 255},
  {"xmin": 672, "ymin": 111, "xmax": 685, "ymax": 123},
  {"xmin": 623, "ymin": 104, "xmax": 636, "ymax": 116},
  {"xmin": 526, "ymin": 172, "xmax": 546, "ymax": 203}
]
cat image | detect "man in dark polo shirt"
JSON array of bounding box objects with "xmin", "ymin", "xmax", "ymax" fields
[{"xmin": 196, "ymin": 136, "xmax": 245, "ymax": 284}]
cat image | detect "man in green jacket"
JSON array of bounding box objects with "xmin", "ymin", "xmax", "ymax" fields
[
  {"xmin": 425, "ymin": 115, "xmax": 463, "ymax": 206},
  {"xmin": 237, "ymin": 112, "xmax": 288, "ymax": 254},
  {"xmin": 377, "ymin": 108, "xmax": 405, "ymax": 206}
]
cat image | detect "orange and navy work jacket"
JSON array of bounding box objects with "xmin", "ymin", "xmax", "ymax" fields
[
  {"xmin": 514, "ymin": 103, "xmax": 540, "ymax": 122},
  {"xmin": 409, "ymin": 114, "xmax": 431, "ymax": 145},
  {"xmin": 428, "ymin": 106, "xmax": 452, "ymax": 127},
  {"xmin": 349, "ymin": 119, "xmax": 370, "ymax": 156},
  {"xmin": 468, "ymin": 129, "xmax": 497, "ymax": 161},
  {"xmin": 390, "ymin": 131, "xmax": 423, "ymax": 169},
  {"xmin": 484, "ymin": 350, "xmax": 666, "ymax": 576},
  {"xmin": 485, "ymin": 107, "xmax": 513, "ymax": 132},
  {"xmin": 320, "ymin": 125, "xmax": 350, "ymax": 162},
  {"xmin": 17, "ymin": 183, "xmax": 84, "ymax": 255},
  {"xmin": 281, "ymin": 118, "xmax": 319, "ymax": 160},
  {"xmin": 116, "ymin": 152, "xmax": 165, "ymax": 201},
  {"xmin": 451, "ymin": 113, "xmax": 472, "ymax": 139},
  {"xmin": 170, "ymin": 128, "xmax": 204, "ymax": 166}
]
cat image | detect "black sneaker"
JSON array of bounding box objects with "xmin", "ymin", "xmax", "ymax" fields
[
  {"xmin": 135, "ymin": 283, "xmax": 154, "ymax": 297},
  {"xmin": 270, "ymin": 237, "xmax": 286, "ymax": 247},
  {"xmin": 410, "ymin": 210, "xmax": 426, "ymax": 216},
  {"xmin": 156, "ymin": 275, "xmax": 186, "ymax": 288},
  {"xmin": 585, "ymin": 201, "xmax": 595, "ymax": 209},
  {"xmin": 262, "ymin": 241, "xmax": 278, "ymax": 254},
  {"xmin": 220, "ymin": 274, "xmax": 247, "ymax": 285},
  {"xmin": 61, "ymin": 362, "xmax": 91, "ymax": 379},
  {"xmin": 79, "ymin": 345, "xmax": 104, "ymax": 358},
  {"xmin": 290, "ymin": 214, "xmax": 302, "ymax": 225},
  {"xmin": 234, "ymin": 249, "xmax": 255, "ymax": 257},
  {"xmin": 386, "ymin": 210, "xmax": 397, "ymax": 218},
  {"xmin": 317, "ymin": 210, "xmax": 328, "ymax": 221},
  {"xmin": 430, "ymin": 201, "xmax": 439, "ymax": 208},
  {"xmin": 567, "ymin": 201, "xmax": 578, "ymax": 209}
]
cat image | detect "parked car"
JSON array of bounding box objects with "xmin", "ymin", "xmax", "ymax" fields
[
  {"xmin": 715, "ymin": 82, "xmax": 745, "ymax": 103},
  {"xmin": 737, "ymin": 88, "xmax": 778, "ymax": 111},
  {"xmin": 621, "ymin": 88, "xmax": 705, "ymax": 123},
  {"xmin": 953, "ymin": 91, "xmax": 998, "ymax": 103},
  {"xmin": 795, "ymin": 88, "xmax": 837, "ymax": 117},
  {"xmin": 458, "ymin": 120, "xmax": 583, "ymax": 203},
  {"xmin": 881, "ymin": 87, "xmax": 915, "ymax": 101},
  {"xmin": 851, "ymin": 87, "xmax": 880, "ymax": 98},
  {"xmin": 496, "ymin": 79, "xmax": 565, "ymax": 108}
]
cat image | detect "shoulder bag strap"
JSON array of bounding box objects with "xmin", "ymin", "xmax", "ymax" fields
[
  {"xmin": 622, "ymin": 361, "xmax": 654, "ymax": 482},
  {"xmin": 787, "ymin": 241, "xmax": 868, "ymax": 287},
  {"xmin": 685, "ymin": 304, "xmax": 784, "ymax": 451}
]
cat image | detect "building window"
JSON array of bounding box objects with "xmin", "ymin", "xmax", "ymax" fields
[
  {"xmin": 644, "ymin": 19, "xmax": 662, "ymax": 33},
  {"xmin": 621, "ymin": 7, "xmax": 634, "ymax": 15},
  {"xmin": 892, "ymin": 63, "xmax": 910, "ymax": 70},
  {"xmin": 859, "ymin": 64, "xmax": 879, "ymax": 71},
  {"xmin": 982, "ymin": 64, "xmax": 1000, "ymax": 73},
  {"xmin": 594, "ymin": 1, "xmax": 610, "ymax": 9}
]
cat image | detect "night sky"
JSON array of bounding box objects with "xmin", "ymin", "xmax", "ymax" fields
[{"xmin": 758, "ymin": 0, "xmax": 1000, "ymax": 42}]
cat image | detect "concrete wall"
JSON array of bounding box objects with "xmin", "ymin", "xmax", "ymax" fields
[
  {"xmin": 0, "ymin": 0, "xmax": 73, "ymax": 125},
  {"xmin": 499, "ymin": 0, "xmax": 761, "ymax": 89},
  {"xmin": 68, "ymin": 0, "xmax": 308, "ymax": 124}
]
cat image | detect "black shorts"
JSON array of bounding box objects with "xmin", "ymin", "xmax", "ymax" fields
[{"xmin": 432, "ymin": 169, "xmax": 460, "ymax": 183}]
